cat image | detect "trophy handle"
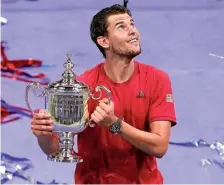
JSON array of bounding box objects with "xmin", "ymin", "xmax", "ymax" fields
[
  {"xmin": 88, "ymin": 85, "xmax": 111, "ymax": 127},
  {"xmin": 25, "ymin": 82, "xmax": 47, "ymax": 115}
]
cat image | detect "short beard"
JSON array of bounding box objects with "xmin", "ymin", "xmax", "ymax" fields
[{"xmin": 111, "ymin": 45, "xmax": 142, "ymax": 60}]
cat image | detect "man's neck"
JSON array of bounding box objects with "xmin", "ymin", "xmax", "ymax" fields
[{"xmin": 104, "ymin": 56, "xmax": 135, "ymax": 83}]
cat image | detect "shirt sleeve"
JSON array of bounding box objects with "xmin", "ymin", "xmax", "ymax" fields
[{"xmin": 148, "ymin": 70, "xmax": 177, "ymax": 126}]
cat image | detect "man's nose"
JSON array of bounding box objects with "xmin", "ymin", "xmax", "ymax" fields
[{"xmin": 127, "ymin": 26, "xmax": 136, "ymax": 35}]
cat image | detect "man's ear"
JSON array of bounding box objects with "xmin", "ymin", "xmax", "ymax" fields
[{"xmin": 97, "ymin": 36, "xmax": 110, "ymax": 49}]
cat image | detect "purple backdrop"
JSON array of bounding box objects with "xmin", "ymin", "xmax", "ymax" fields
[{"xmin": 1, "ymin": 0, "xmax": 224, "ymax": 184}]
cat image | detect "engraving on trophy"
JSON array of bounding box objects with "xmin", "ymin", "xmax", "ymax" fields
[{"xmin": 49, "ymin": 94, "xmax": 84, "ymax": 126}]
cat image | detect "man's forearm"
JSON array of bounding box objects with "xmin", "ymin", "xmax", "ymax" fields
[
  {"xmin": 119, "ymin": 121, "xmax": 169, "ymax": 158},
  {"xmin": 37, "ymin": 134, "xmax": 59, "ymax": 155}
]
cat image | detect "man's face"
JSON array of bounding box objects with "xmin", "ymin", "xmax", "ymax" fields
[{"xmin": 104, "ymin": 13, "xmax": 141, "ymax": 58}]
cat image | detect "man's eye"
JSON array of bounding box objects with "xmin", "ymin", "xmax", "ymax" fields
[{"xmin": 118, "ymin": 25, "xmax": 125, "ymax": 29}]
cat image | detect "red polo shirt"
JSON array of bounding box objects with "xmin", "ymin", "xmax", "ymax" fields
[{"xmin": 75, "ymin": 61, "xmax": 176, "ymax": 184}]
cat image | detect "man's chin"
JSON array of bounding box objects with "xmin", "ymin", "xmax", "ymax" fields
[
  {"xmin": 112, "ymin": 47, "xmax": 141, "ymax": 58},
  {"xmin": 128, "ymin": 49, "xmax": 141, "ymax": 58}
]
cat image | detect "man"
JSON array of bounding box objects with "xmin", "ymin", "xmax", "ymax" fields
[{"xmin": 31, "ymin": 4, "xmax": 177, "ymax": 184}]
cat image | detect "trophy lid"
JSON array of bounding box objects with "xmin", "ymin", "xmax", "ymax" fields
[{"xmin": 46, "ymin": 53, "xmax": 89, "ymax": 92}]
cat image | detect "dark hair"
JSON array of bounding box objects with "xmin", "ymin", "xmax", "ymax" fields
[{"xmin": 90, "ymin": 4, "xmax": 132, "ymax": 57}]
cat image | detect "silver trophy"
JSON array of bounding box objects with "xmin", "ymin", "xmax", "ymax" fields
[{"xmin": 25, "ymin": 53, "xmax": 111, "ymax": 163}]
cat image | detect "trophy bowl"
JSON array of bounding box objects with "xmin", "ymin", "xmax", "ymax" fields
[{"xmin": 25, "ymin": 53, "xmax": 111, "ymax": 163}]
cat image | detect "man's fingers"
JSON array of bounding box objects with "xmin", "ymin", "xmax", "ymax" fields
[
  {"xmin": 91, "ymin": 114, "xmax": 100, "ymax": 123},
  {"xmin": 39, "ymin": 109, "xmax": 47, "ymax": 113},
  {"xmin": 33, "ymin": 130, "xmax": 52, "ymax": 137},
  {"xmin": 33, "ymin": 112, "xmax": 51, "ymax": 120},
  {"xmin": 31, "ymin": 125, "xmax": 53, "ymax": 132},
  {"xmin": 99, "ymin": 102, "xmax": 110, "ymax": 113},
  {"xmin": 93, "ymin": 111, "xmax": 104, "ymax": 121},
  {"xmin": 31, "ymin": 119, "xmax": 53, "ymax": 125},
  {"xmin": 31, "ymin": 109, "xmax": 54, "ymax": 137},
  {"xmin": 99, "ymin": 98, "xmax": 109, "ymax": 104},
  {"xmin": 96, "ymin": 106, "xmax": 106, "ymax": 116}
]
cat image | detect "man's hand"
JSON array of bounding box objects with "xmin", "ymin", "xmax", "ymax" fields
[
  {"xmin": 90, "ymin": 98, "xmax": 117, "ymax": 127},
  {"xmin": 31, "ymin": 109, "xmax": 53, "ymax": 137},
  {"xmin": 31, "ymin": 109, "xmax": 59, "ymax": 155}
]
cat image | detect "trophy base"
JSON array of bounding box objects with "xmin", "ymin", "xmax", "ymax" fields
[{"xmin": 47, "ymin": 150, "xmax": 83, "ymax": 163}]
